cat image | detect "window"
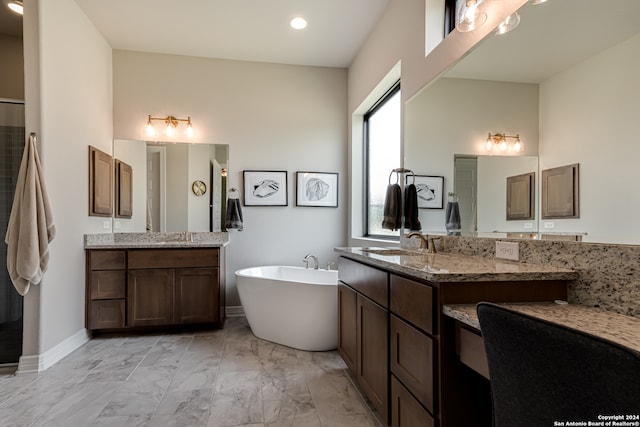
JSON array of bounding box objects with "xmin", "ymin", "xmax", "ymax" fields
[{"xmin": 364, "ymin": 82, "xmax": 401, "ymax": 238}]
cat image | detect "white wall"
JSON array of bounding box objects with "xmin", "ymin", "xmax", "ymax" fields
[
  {"xmin": 112, "ymin": 50, "xmax": 348, "ymax": 306},
  {"xmin": 0, "ymin": 35, "xmax": 24, "ymax": 100},
  {"xmin": 22, "ymin": 0, "xmax": 112, "ymax": 368},
  {"xmin": 165, "ymin": 144, "xmax": 189, "ymax": 232},
  {"xmin": 187, "ymin": 144, "xmax": 213, "ymax": 231},
  {"xmin": 477, "ymin": 156, "xmax": 538, "ymax": 233},
  {"xmin": 404, "ymin": 77, "xmax": 539, "ymax": 233},
  {"xmin": 346, "ymin": 0, "xmax": 527, "ymax": 245},
  {"xmin": 113, "ymin": 139, "xmax": 147, "ymax": 232},
  {"xmin": 539, "ymin": 33, "xmax": 640, "ymax": 244}
]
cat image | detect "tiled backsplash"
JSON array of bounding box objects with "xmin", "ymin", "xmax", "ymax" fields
[{"xmin": 436, "ymin": 236, "xmax": 640, "ymax": 318}]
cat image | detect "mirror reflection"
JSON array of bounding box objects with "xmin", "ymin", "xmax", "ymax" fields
[
  {"xmin": 113, "ymin": 139, "xmax": 229, "ymax": 233},
  {"xmin": 404, "ymin": 0, "xmax": 640, "ymax": 244}
]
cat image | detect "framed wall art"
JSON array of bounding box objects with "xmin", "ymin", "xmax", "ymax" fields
[
  {"xmin": 296, "ymin": 172, "xmax": 338, "ymax": 207},
  {"xmin": 243, "ymin": 170, "xmax": 288, "ymax": 206},
  {"xmin": 409, "ymin": 175, "xmax": 444, "ymax": 209}
]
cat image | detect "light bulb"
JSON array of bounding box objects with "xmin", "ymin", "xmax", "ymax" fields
[
  {"xmin": 457, "ymin": 0, "xmax": 486, "ymax": 32},
  {"xmin": 486, "ymin": 138, "xmax": 493, "ymax": 151},
  {"xmin": 496, "ymin": 12, "xmax": 520, "ymax": 35},
  {"xmin": 145, "ymin": 117, "xmax": 155, "ymax": 137},
  {"xmin": 290, "ymin": 17, "xmax": 307, "ymax": 30},
  {"xmin": 186, "ymin": 122, "xmax": 194, "ymax": 137},
  {"xmin": 513, "ymin": 139, "xmax": 523, "ymax": 152},
  {"xmin": 166, "ymin": 124, "xmax": 175, "ymax": 137},
  {"xmin": 499, "ymin": 140, "xmax": 507, "ymax": 151}
]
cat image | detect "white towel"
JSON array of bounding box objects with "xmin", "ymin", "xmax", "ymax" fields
[{"xmin": 5, "ymin": 133, "xmax": 56, "ymax": 296}]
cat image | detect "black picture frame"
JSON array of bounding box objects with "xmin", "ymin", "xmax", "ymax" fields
[{"xmin": 243, "ymin": 170, "xmax": 288, "ymax": 206}]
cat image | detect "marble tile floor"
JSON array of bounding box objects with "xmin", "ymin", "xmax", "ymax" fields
[{"xmin": 0, "ymin": 317, "xmax": 381, "ymax": 427}]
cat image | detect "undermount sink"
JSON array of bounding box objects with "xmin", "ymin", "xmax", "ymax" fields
[{"xmin": 360, "ymin": 248, "xmax": 424, "ymax": 256}]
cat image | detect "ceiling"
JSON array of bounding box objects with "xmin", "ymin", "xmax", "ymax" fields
[
  {"xmin": 0, "ymin": 0, "xmax": 22, "ymax": 37},
  {"xmin": 0, "ymin": 0, "xmax": 389, "ymax": 68},
  {"xmin": 445, "ymin": 0, "xmax": 640, "ymax": 83},
  {"xmin": 73, "ymin": 0, "xmax": 390, "ymax": 68}
]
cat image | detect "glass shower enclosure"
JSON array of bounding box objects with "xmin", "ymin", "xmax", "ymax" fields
[{"xmin": 0, "ymin": 99, "xmax": 25, "ymax": 365}]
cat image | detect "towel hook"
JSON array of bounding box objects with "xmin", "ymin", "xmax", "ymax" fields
[{"xmin": 448, "ymin": 192, "xmax": 459, "ymax": 202}]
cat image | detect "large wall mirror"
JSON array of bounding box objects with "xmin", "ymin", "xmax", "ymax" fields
[
  {"xmin": 405, "ymin": 0, "xmax": 640, "ymax": 244},
  {"xmin": 113, "ymin": 139, "xmax": 229, "ymax": 233}
]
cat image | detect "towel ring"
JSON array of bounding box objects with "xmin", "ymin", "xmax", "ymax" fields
[
  {"xmin": 388, "ymin": 168, "xmax": 415, "ymax": 185},
  {"xmin": 228, "ymin": 187, "xmax": 241, "ymax": 199}
]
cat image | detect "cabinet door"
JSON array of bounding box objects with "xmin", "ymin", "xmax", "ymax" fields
[
  {"xmin": 175, "ymin": 268, "xmax": 219, "ymax": 324},
  {"xmin": 338, "ymin": 283, "xmax": 357, "ymax": 372},
  {"xmin": 357, "ymin": 293, "xmax": 389, "ymax": 423},
  {"xmin": 391, "ymin": 376, "xmax": 435, "ymax": 427},
  {"xmin": 391, "ymin": 314, "xmax": 434, "ymax": 412},
  {"xmin": 128, "ymin": 269, "xmax": 174, "ymax": 326}
]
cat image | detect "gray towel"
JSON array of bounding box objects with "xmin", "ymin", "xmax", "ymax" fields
[
  {"xmin": 5, "ymin": 133, "xmax": 56, "ymax": 296},
  {"xmin": 225, "ymin": 198, "xmax": 243, "ymax": 231},
  {"xmin": 403, "ymin": 184, "xmax": 421, "ymax": 231},
  {"xmin": 382, "ymin": 184, "xmax": 402, "ymax": 231},
  {"xmin": 445, "ymin": 201, "xmax": 461, "ymax": 235}
]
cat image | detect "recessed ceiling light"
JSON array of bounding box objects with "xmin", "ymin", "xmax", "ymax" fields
[
  {"xmin": 290, "ymin": 16, "xmax": 307, "ymax": 30},
  {"xmin": 7, "ymin": 1, "xmax": 23, "ymax": 15}
]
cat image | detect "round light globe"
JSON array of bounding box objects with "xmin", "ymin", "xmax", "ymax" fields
[{"xmin": 290, "ymin": 17, "xmax": 307, "ymax": 30}]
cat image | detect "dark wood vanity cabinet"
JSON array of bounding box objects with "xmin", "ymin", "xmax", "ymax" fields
[
  {"xmin": 86, "ymin": 247, "xmax": 225, "ymax": 332},
  {"xmin": 338, "ymin": 257, "xmax": 389, "ymax": 424},
  {"xmin": 337, "ymin": 254, "xmax": 569, "ymax": 427}
]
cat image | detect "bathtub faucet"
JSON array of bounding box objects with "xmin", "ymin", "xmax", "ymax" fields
[{"xmin": 303, "ymin": 254, "xmax": 319, "ymax": 270}]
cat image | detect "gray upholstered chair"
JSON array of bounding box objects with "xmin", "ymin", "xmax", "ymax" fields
[{"xmin": 477, "ymin": 302, "xmax": 640, "ymax": 427}]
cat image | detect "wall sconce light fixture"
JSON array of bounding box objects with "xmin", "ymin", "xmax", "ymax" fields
[
  {"xmin": 145, "ymin": 115, "xmax": 194, "ymax": 138},
  {"xmin": 486, "ymin": 132, "xmax": 523, "ymax": 153},
  {"xmin": 456, "ymin": 0, "xmax": 487, "ymax": 32}
]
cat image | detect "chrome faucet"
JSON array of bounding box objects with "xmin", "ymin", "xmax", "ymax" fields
[
  {"xmin": 407, "ymin": 232, "xmax": 438, "ymax": 254},
  {"xmin": 303, "ymin": 254, "xmax": 319, "ymax": 269}
]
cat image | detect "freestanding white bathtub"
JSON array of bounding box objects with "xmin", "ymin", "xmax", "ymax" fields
[{"xmin": 235, "ymin": 265, "xmax": 339, "ymax": 351}]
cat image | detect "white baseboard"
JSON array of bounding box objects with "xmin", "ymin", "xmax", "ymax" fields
[
  {"xmin": 226, "ymin": 305, "xmax": 245, "ymax": 317},
  {"xmin": 17, "ymin": 328, "xmax": 90, "ymax": 373}
]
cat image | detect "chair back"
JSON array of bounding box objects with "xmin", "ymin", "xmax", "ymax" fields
[{"xmin": 477, "ymin": 302, "xmax": 640, "ymax": 427}]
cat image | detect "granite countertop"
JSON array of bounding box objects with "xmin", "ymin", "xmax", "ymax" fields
[
  {"xmin": 443, "ymin": 302, "xmax": 640, "ymax": 354},
  {"xmin": 334, "ymin": 247, "xmax": 578, "ymax": 283},
  {"xmin": 84, "ymin": 232, "xmax": 229, "ymax": 249}
]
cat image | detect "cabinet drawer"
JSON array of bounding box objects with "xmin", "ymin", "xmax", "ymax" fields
[
  {"xmin": 90, "ymin": 270, "xmax": 125, "ymax": 299},
  {"xmin": 89, "ymin": 250, "xmax": 125, "ymax": 270},
  {"xmin": 457, "ymin": 324, "xmax": 490, "ymax": 380},
  {"xmin": 391, "ymin": 314, "xmax": 434, "ymax": 413},
  {"xmin": 391, "ymin": 376, "xmax": 434, "ymax": 427},
  {"xmin": 90, "ymin": 299, "xmax": 125, "ymax": 329},
  {"xmin": 391, "ymin": 274, "xmax": 434, "ymax": 334},
  {"xmin": 128, "ymin": 248, "xmax": 219, "ymax": 269},
  {"xmin": 339, "ymin": 257, "xmax": 388, "ymax": 307}
]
